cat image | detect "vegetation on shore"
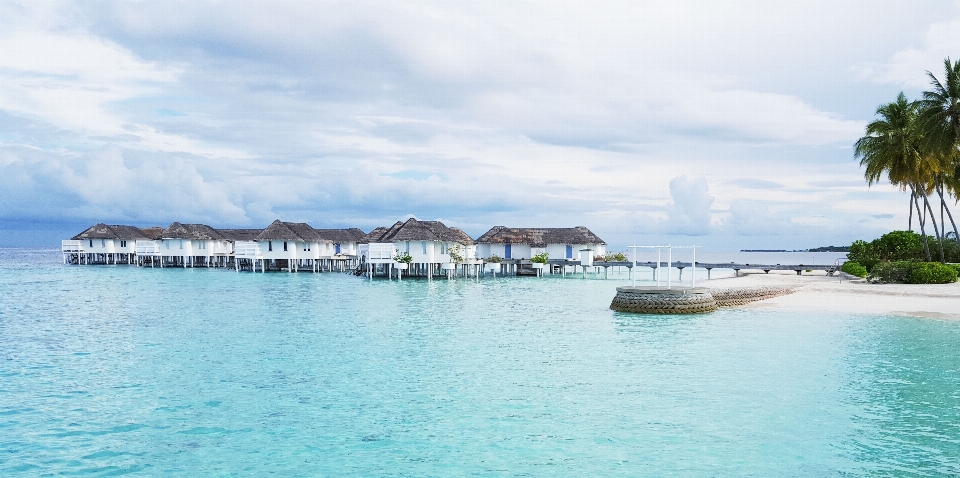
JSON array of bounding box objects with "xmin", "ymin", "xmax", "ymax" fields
[
  {"xmin": 809, "ymin": 246, "xmax": 850, "ymax": 252},
  {"xmin": 855, "ymin": 58, "xmax": 960, "ymax": 264},
  {"xmin": 843, "ymin": 230, "xmax": 959, "ymax": 283}
]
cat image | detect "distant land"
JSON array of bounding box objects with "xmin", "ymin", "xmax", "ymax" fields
[
  {"xmin": 806, "ymin": 246, "xmax": 850, "ymax": 252},
  {"xmin": 740, "ymin": 246, "xmax": 850, "ymax": 253}
]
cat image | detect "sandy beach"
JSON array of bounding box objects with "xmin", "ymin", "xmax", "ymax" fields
[{"xmin": 706, "ymin": 271, "xmax": 960, "ymax": 319}]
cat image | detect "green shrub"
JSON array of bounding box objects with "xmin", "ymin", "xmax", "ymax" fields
[
  {"xmin": 876, "ymin": 230, "xmax": 925, "ymax": 261},
  {"xmin": 531, "ymin": 252, "xmax": 549, "ymax": 264},
  {"xmin": 868, "ymin": 261, "xmax": 915, "ymax": 283},
  {"xmin": 840, "ymin": 261, "xmax": 867, "ymax": 278},
  {"xmin": 909, "ymin": 262, "xmax": 958, "ymax": 284},
  {"xmin": 848, "ymin": 240, "xmax": 880, "ymax": 271},
  {"xmin": 393, "ymin": 250, "xmax": 413, "ymax": 263},
  {"xmin": 607, "ymin": 252, "xmax": 628, "ymax": 262},
  {"xmin": 486, "ymin": 254, "xmax": 502, "ymax": 263},
  {"xmin": 868, "ymin": 261, "xmax": 959, "ymax": 284}
]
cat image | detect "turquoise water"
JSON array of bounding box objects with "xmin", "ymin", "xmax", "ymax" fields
[{"xmin": 2, "ymin": 249, "xmax": 960, "ymax": 476}]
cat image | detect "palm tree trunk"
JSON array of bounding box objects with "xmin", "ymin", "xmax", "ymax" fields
[
  {"xmin": 914, "ymin": 191, "xmax": 932, "ymax": 261},
  {"xmin": 922, "ymin": 193, "xmax": 946, "ymax": 263},
  {"xmin": 908, "ymin": 187, "xmax": 915, "ymax": 231},
  {"xmin": 936, "ymin": 182, "xmax": 960, "ymax": 241}
]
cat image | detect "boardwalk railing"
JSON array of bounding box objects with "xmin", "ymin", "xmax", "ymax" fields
[
  {"xmin": 233, "ymin": 241, "xmax": 263, "ymax": 259},
  {"xmin": 61, "ymin": 240, "xmax": 84, "ymax": 253},
  {"xmin": 135, "ymin": 240, "xmax": 161, "ymax": 256}
]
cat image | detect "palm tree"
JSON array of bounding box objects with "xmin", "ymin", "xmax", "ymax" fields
[
  {"xmin": 917, "ymin": 58, "xmax": 960, "ymax": 243},
  {"xmin": 855, "ymin": 93, "xmax": 936, "ymax": 260}
]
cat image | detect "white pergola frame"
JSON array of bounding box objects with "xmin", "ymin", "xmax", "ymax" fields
[{"xmin": 629, "ymin": 245, "xmax": 698, "ymax": 289}]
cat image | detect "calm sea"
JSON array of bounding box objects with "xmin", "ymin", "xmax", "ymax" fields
[{"xmin": 2, "ymin": 248, "xmax": 958, "ymax": 476}]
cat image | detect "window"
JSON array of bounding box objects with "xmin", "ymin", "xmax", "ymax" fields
[
  {"xmin": 89, "ymin": 239, "xmax": 93, "ymax": 247},
  {"xmin": 199, "ymin": 242, "xmax": 205, "ymax": 250},
  {"xmin": 283, "ymin": 241, "xmax": 288, "ymax": 252},
  {"xmin": 120, "ymin": 240, "xmax": 126, "ymax": 248},
  {"xmin": 101, "ymin": 239, "xmax": 105, "ymax": 247},
  {"xmin": 422, "ymin": 241, "xmax": 427, "ymax": 254},
  {"xmin": 268, "ymin": 241, "xmax": 273, "ymax": 252},
  {"xmin": 441, "ymin": 243, "xmax": 447, "ymax": 254},
  {"xmin": 179, "ymin": 240, "xmax": 183, "ymax": 249},
  {"xmin": 166, "ymin": 241, "xmax": 170, "ymax": 250},
  {"xmin": 405, "ymin": 241, "xmax": 409, "ymax": 253}
]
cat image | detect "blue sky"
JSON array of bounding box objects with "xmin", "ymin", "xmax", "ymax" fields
[{"xmin": 2, "ymin": 0, "xmax": 959, "ymax": 250}]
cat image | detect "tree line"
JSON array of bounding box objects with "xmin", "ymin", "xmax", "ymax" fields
[{"xmin": 855, "ymin": 58, "xmax": 960, "ymax": 263}]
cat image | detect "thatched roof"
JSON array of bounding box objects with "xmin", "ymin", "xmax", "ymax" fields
[
  {"xmin": 361, "ymin": 218, "xmax": 471, "ymax": 244},
  {"xmin": 359, "ymin": 226, "xmax": 390, "ymax": 244},
  {"xmin": 448, "ymin": 227, "xmax": 475, "ymax": 245},
  {"xmin": 217, "ymin": 228, "xmax": 263, "ymax": 241},
  {"xmin": 256, "ymin": 219, "xmax": 324, "ymax": 242},
  {"xmin": 314, "ymin": 228, "xmax": 367, "ymax": 243},
  {"xmin": 162, "ymin": 222, "xmax": 226, "ymax": 240},
  {"xmin": 71, "ymin": 223, "xmax": 151, "ymax": 241},
  {"xmin": 139, "ymin": 227, "xmax": 164, "ymax": 240},
  {"xmin": 475, "ymin": 226, "xmax": 605, "ymax": 247}
]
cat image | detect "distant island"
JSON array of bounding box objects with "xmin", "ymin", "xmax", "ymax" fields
[
  {"xmin": 740, "ymin": 246, "xmax": 850, "ymax": 253},
  {"xmin": 807, "ymin": 246, "xmax": 850, "ymax": 252}
]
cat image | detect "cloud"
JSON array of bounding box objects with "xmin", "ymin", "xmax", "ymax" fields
[
  {"xmin": 664, "ymin": 176, "xmax": 715, "ymax": 236},
  {"xmin": 725, "ymin": 178, "xmax": 784, "ymax": 190},
  {"xmin": 0, "ymin": 0, "xmax": 946, "ymax": 249},
  {"xmin": 853, "ymin": 12, "xmax": 960, "ymax": 89}
]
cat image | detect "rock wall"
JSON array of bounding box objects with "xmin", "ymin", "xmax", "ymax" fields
[{"xmin": 610, "ymin": 286, "xmax": 797, "ymax": 314}]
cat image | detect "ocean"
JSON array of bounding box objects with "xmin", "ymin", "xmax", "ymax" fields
[{"xmin": 2, "ymin": 248, "xmax": 958, "ymax": 476}]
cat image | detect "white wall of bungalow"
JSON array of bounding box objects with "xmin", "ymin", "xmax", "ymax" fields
[
  {"xmin": 79, "ymin": 236, "xmax": 137, "ymax": 255},
  {"xmin": 474, "ymin": 227, "xmax": 607, "ymax": 262},
  {"xmin": 258, "ymin": 238, "xmax": 305, "ymax": 260},
  {"xmin": 477, "ymin": 243, "xmax": 606, "ymax": 260},
  {"xmin": 393, "ymin": 239, "xmax": 462, "ymax": 264}
]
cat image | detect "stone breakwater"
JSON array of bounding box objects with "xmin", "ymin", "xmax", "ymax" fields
[
  {"xmin": 709, "ymin": 286, "xmax": 797, "ymax": 307},
  {"xmin": 610, "ymin": 286, "xmax": 797, "ymax": 314}
]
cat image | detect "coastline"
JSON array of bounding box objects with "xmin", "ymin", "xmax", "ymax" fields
[{"xmin": 705, "ymin": 271, "xmax": 960, "ymax": 319}]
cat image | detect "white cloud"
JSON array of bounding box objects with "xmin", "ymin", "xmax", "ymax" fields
[
  {"xmin": 854, "ymin": 15, "xmax": 960, "ymax": 89},
  {"xmin": 0, "ymin": 0, "xmax": 948, "ymax": 248}
]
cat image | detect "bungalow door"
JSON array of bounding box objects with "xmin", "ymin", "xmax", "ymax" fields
[
  {"xmin": 505, "ymin": 244, "xmax": 511, "ymax": 259},
  {"xmin": 335, "ymin": 243, "xmax": 341, "ymax": 254},
  {"xmin": 566, "ymin": 245, "xmax": 573, "ymax": 259}
]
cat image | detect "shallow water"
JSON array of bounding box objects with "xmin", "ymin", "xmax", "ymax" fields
[{"xmin": 1, "ymin": 249, "xmax": 958, "ymax": 476}]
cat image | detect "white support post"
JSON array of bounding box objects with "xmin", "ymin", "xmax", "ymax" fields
[
  {"xmin": 692, "ymin": 246, "xmax": 696, "ymax": 288},
  {"xmin": 667, "ymin": 247, "xmax": 672, "ymax": 289}
]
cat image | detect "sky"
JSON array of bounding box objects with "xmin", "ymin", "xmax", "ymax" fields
[{"xmin": 2, "ymin": 0, "xmax": 960, "ymax": 250}]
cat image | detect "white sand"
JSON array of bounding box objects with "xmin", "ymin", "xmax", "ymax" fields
[{"xmin": 704, "ymin": 270, "xmax": 960, "ymax": 319}]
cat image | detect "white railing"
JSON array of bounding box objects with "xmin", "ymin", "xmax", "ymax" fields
[
  {"xmin": 234, "ymin": 241, "xmax": 263, "ymax": 259},
  {"xmin": 367, "ymin": 243, "xmax": 396, "ymax": 263},
  {"xmin": 62, "ymin": 240, "xmax": 85, "ymax": 253},
  {"xmin": 629, "ymin": 245, "xmax": 698, "ymax": 289},
  {"xmin": 211, "ymin": 241, "xmax": 231, "ymax": 255},
  {"xmin": 136, "ymin": 240, "xmax": 161, "ymax": 256}
]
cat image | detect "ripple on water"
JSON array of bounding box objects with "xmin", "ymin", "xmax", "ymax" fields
[{"xmin": 2, "ymin": 249, "xmax": 960, "ymax": 475}]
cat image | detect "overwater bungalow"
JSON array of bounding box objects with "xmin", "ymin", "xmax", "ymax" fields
[
  {"xmin": 475, "ymin": 226, "xmax": 606, "ymax": 263},
  {"xmin": 314, "ymin": 228, "xmax": 367, "ymax": 271},
  {"xmin": 358, "ymin": 218, "xmax": 478, "ymax": 278},
  {"xmin": 154, "ymin": 222, "xmax": 233, "ymax": 267},
  {"xmin": 62, "ymin": 223, "xmax": 150, "ymax": 265},
  {"xmin": 217, "ymin": 228, "xmax": 264, "ymax": 271},
  {"xmin": 231, "ymin": 219, "xmax": 330, "ymax": 272}
]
